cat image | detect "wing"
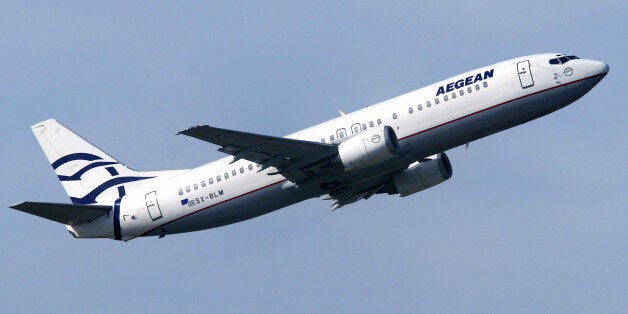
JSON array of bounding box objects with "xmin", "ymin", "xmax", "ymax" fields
[
  {"xmin": 323, "ymin": 183, "xmax": 385, "ymax": 210},
  {"xmin": 177, "ymin": 125, "xmax": 338, "ymax": 182},
  {"xmin": 10, "ymin": 201, "xmax": 112, "ymax": 225}
]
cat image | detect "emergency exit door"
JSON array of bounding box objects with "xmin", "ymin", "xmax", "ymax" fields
[
  {"xmin": 517, "ymin": 60, "xmax": 534, "ymax": 88},
  {"xmin": 145, "ymin": 191, "xmax": 163, "ymax": 221}
]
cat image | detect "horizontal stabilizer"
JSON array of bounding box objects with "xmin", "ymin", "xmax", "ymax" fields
[{"xmin": 10, "ymin": 202, "xmax": 112, "ymax": 225}]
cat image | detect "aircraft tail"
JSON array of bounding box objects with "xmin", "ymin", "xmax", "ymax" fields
[{"xmin": 31, "ymin": 119, "xmax": 182, "ymax": 205}]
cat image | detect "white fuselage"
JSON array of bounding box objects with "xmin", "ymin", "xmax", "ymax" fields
[{"xmin": 68, "ymin": 53, "xmax": 608, "ymax": 241}]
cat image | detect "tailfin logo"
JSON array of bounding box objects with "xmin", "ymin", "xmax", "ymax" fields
[{"xmin": 52, "ymin": 153, "xmax": 153, "ymax": 204}]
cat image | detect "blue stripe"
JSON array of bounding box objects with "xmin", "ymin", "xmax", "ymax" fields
[
  {"xmin": 52, "ymin": 153, "xmax": 103, "ymax": 169},
  {"xmin": 117, "ymin": 185, "xmax": 126, "ymax": 197},
  {"xmin": 69, "ymin": 176, "xmax": 154, "ymax": 205},
  {"xmin": 57, "ymin": 161, "xmax": 118, "ymax": 181},
  {"xmin": 106, "ymin": 167, "xmax": 119, "ymax": 176},
  {"xmin": 113, "ymin": 197, "xmax": 122, "ymax": 240},
  {"xmin": 113, "ymin": 185, "xmax": 126, "ymax": 241}
]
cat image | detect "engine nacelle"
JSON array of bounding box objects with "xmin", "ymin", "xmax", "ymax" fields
[
  {"xmin": 383, "ymin": 153, "xmax": 453, "ymax": 197},
  {"xmin": 336, "ymin": 125, "xmax": 399, "ymax": 170}
]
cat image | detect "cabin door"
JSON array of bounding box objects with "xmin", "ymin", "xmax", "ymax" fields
[
  {"xmin": 517, "ymin": 60, "xmax": 534, "ymax": 88},
  {"xmin": 145, "ymin": 191, "xmax": 163, "ymax": 221}
]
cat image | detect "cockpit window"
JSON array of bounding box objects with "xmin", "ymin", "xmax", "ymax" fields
[{"xmin": 548, "ymin": 55, "xmax": 580, "ymax": 65}]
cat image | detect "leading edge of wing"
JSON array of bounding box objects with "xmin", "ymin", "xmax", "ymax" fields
[{"xmin": 177, "ymin": 125, "xmax": 335, "ymax": 151}]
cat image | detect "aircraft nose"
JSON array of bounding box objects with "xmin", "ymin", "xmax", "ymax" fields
[{"xmin": 587, "ymin": 60, "xmax": 609, "ymax": 76}]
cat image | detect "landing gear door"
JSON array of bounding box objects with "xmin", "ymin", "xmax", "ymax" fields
[
  {"xmin": 145, "ymin": 191, "xmax": 163, "ymax": 221},
  {"xmin": 517, "ymin": 60, "xmax": 534, "ymax": 88}
]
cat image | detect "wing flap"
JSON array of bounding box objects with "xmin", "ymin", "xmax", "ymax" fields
[
  {"xmin": 324, "ymin": 183, "xmax": 384, "ymax": 210},
  {"xmin": 10, "ymin": 201, "xmax": 112, "ymax": 225}
]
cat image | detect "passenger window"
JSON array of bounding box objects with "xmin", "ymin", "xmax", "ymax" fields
[
  {"xmin": 362, "ymin": 124, "xmax": 367, "ymax": 130},
  {"xmin": 248, "ymin": 164, "xmax": 253, "ymax": 170},
  {"xmin": 451, "ymin": 92, "xmax": 456, "ymax": 99},
  {"xmin": 321, "ymin": 138, "xmax": 326, "ymax": 143},
  {"xmin": 418, "ymin": 104, "xmax": 423, "ymax": 111},
  {"xmin": 194, "ymin": 184, "xmax": 198, "ymax": 190},
  {"xmin": 467, "ymin": 86, "xmax": 472, "ymax": 93},
  {"xmin": 216, "ymin": 175, "xmax": 221, "ymax": 182},
  {"xmin": 224, "ymin": 173, "xmax": 229, "ymax": 179},
  {"xmin": 351, "ymin": 124, "xmax": 360, "ymax": 134},
  {"xmin": 178, "ymin": 189, "xmax": 183, "ymax": 196},
  {"xmin": 408, "ymin": 107, "xmax": 413, "ymax": 114},
  {"xmin": 201, "ymin": 181, "xmax": 206, "ymax": 187},
  {"xmin": 257, "ymin": 164, "xmax": 262, "ymax": 168},
  {"xmin": 435, "ymin": 98, "xmax": 440, "ymax": 105},
  {"xmin": 483, "ymin": 81, "xmax": 488, "ymax": 88},
  {"xmin": 392, "ymin": 113, "xmax": 398, "ymax": 119},
  {"xmin": 330, "ymin": 135, "xmax": 335, "ymax": 141},
  {"xmin": 337, "ymin": 128, "xmax": 346, "ymax": 138},
  {"xmin": 232, "ymin": 170, "xmax": 237, "ymax": 176},
  {"xmin": 186, "ymin": 186, "xmax": 191, "ymax": 193},
  {"xmin": 209, "ymin": 178, "xmax": 214, "ymax": 184},
  {"xmin": 475, "ymin": 84, "xmax": 480, "ymax": 91},
  {"xmin": 377, "ymin": 119, "xmax": 382, "ymax": 125},
  {"xmin": 444, "ymin": 95, "xmax": 448, "ymax": 101},
  {"xmin": 459, "ymin": 90, "xmax": 464, "ymax": 96},
  {"xmin": 369, "ymin": 121, "xmax": 375, "ymax": 127},
  {"xmin": 240, "ymin": 167, "xmax": 244, "ymax": 173},
  {"xmin": 426, "ymin": 101, "xmax": 431, "ymax": 108}
]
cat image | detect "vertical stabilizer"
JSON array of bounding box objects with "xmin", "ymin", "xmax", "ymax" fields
[{"xmin": 31, "ymin": 119, "xmax": 157, "ymax": 205}]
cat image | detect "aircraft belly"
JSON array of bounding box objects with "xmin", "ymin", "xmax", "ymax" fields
[{"xmin": 144, "ymin": 182, "xmax": 317, "ymax": 236}]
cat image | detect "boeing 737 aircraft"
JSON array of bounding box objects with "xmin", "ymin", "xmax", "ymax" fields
[{"xmin": 10, "ymin": 53, "xmax": 608, "ymax": 241}]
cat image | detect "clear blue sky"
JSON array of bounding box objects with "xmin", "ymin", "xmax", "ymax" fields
[{"xmin": 1, "ymin": 1, "xmax": 626, "ymax": 313}]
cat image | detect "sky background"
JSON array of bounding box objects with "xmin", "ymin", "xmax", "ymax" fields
[{"xmin": 1, "ymin": 1, "xmax": 626, "ymax": 313}]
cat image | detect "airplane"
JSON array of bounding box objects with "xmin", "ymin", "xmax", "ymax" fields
[{"xmin": 9, "ymin": 53, "xmax": 608, "ymax": 241}]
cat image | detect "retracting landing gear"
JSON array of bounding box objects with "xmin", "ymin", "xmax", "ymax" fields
[{"xmin": 158, "ymin": 228, "xmax": 167, "ymax": 238}]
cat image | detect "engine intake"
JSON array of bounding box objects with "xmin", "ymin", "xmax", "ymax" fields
[
  {"xmin": 335, "ymin": 125, "xmax": 399, "ymax": 170},
  {"xmin": 383, "ymin": 153, "xmax": 453, "ymax": 196}
]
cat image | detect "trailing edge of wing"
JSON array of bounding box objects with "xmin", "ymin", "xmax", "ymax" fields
[
  {"xmin": 10, "ymin": 202, "xmax": 112, "ymax": 225},
  {"xmin": 324, "ymin": 183, "xmax": 383, "ymax": 210},
  {"xmin": 177, "ymin": 125, "xmax": 338, "ymax": 182}
]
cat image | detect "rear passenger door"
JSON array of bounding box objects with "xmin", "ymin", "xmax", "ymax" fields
[{"xmin": 145, "ymin": 191, "xmax": 163, "ymax": 221}]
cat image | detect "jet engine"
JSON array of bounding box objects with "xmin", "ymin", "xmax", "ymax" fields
[
  {"xmin": 382, "ymin": 153, "xmax": 453, "ymax": 196},
  {"xmin": 335, "ymin": 125, "xmax": 399, "ymax": 170}
]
